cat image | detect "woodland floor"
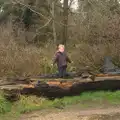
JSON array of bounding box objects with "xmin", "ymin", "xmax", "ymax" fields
[{"xmin": 19, "ymin": 105, "xmax": 120, "ymax": 120}]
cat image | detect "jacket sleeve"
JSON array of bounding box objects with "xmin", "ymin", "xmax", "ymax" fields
[
  {"xmin": 66, "ymin": 55, "xmax": 71, "ymax": 63},
  {"xmin": 53, "ymin": 52, "xmax": 59, "ymax": 65}
]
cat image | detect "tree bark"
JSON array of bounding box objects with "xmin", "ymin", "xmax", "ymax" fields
[
  {"xmin": 51, "ymin": 1, "xmax": 57, "ymax": 44},
  {"xmin": 62, "ymin": 0, "xmax": 69, "ymax": 46}
]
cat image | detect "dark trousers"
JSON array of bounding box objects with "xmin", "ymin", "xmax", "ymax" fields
[{"xmin": 58, "ymin": 65, "xmax": 67, "ymax": 78}]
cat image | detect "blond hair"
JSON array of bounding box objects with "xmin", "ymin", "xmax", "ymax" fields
[{"xmin": 58, "ymin": 44, "xmax": 65, "ymax": 49}]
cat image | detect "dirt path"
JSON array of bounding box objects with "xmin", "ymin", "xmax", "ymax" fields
[{"xmin": 19, "ymin": 107, "xmax": 120, "ymax": 120}]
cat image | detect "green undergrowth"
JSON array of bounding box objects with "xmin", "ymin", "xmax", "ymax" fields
[
  {"xmin": 0, "ymin": 93, "xmax": 12, "ymax": 114},
  {"xmin": 1, "ymin": 91, "xmax": 120, "ymax": 120}
]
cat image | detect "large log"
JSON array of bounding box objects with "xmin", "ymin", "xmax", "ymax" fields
[
  {"xmin": 1, "ymin": 76, "xmax": 120, "ymax": 100},
  {"xmin": 34, "ymin": 76, "xmax": 120, "ymax": 98}
]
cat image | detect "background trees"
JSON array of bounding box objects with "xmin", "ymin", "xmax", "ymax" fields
[
  {"xmin": 0, "ymin": 0, "xmax": 119, "ymax": 76},
  {"xmin": 0, "ymin": 0, "xmax": 119, "ymax": 46}
]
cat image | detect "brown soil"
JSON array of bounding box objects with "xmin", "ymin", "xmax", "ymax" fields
[{"xmin": 19, "ymin": 107, "xmax": 120, "ymax": 120}]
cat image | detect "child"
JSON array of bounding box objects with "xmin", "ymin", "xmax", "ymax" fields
[{"xmin": 52, "ymin": 44, "xmax": 71, "ymax": 78}]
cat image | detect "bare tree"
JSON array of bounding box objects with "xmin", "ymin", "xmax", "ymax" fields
[
  {"xmin": 51, "ymin": 1, "xmax": 57, "ymax": 44},
  {"xmin": 62, "ymin": 0, "xmax": 69, "ymax": 45}
]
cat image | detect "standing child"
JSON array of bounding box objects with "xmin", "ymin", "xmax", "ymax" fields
[{"xmin": 52, "ymin": 44, "xmax": 71, "ymax": 78}]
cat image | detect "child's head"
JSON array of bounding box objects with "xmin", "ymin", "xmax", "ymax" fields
[{"xmin": 58, "ymin": 44, "xmax": 65, "ymax": 52}]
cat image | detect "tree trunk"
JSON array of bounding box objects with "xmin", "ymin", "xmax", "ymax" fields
[
  {"xmin": 62, "ymin": 0, "xmax": 69, "ymax": 46},
  {"xmin": 51, "ymin": 1, "xmax": 57, "ymax": 44}
]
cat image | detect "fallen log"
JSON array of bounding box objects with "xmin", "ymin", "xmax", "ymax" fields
[
  {"xmin": 0, "ymin": 77, "xmax": 31, "ymax": 86},
  {"xmin": 1, "ymin": 75, "xmax": 120, "ymax": 101},
  {"xmin": 34, "ymin": 76, "xmax": 120, "ymax": 98}
]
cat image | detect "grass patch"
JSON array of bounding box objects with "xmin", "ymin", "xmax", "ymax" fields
[
  {"xmin": 1, "ymin": 91, "xmax": 120, "ymax": 119},
  {"xmin": 0, "ymin": 93, "xmax": 12, "ymax": 114},
  {"xmin": 12, "ymin": 91, "xmax": 120, "ymax": 111}
]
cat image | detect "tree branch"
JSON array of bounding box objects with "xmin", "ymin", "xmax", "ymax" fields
[
  {"xmin": 69, "ymin": 0, "xmax": 74, "ymax": 8},
  {"xmin": 32, "ymin": 18, "xmax": 52, "ymax": 40},
  {"xmin": 12, "ymin": 0, "xmax": 50, "ymax": 20},
  {"xmin": 11, "ymin": 0, "xmax": 75, "ymax": 27}
]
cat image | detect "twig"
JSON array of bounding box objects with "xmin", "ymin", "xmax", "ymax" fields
[
  {"xmin": 12, "ymin": 0, "xmax": 50, "ymax": 20},
  {"xmin": 32, "ymin": 18, "xmax": 52, "ymax": 40},
  {"xmin": 69, "ymin": 0, "xmax": 74, "ymax": 8},
  {"xmin": 11, "ymin": 0, "xmax": 75, "ymax": 27}
]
